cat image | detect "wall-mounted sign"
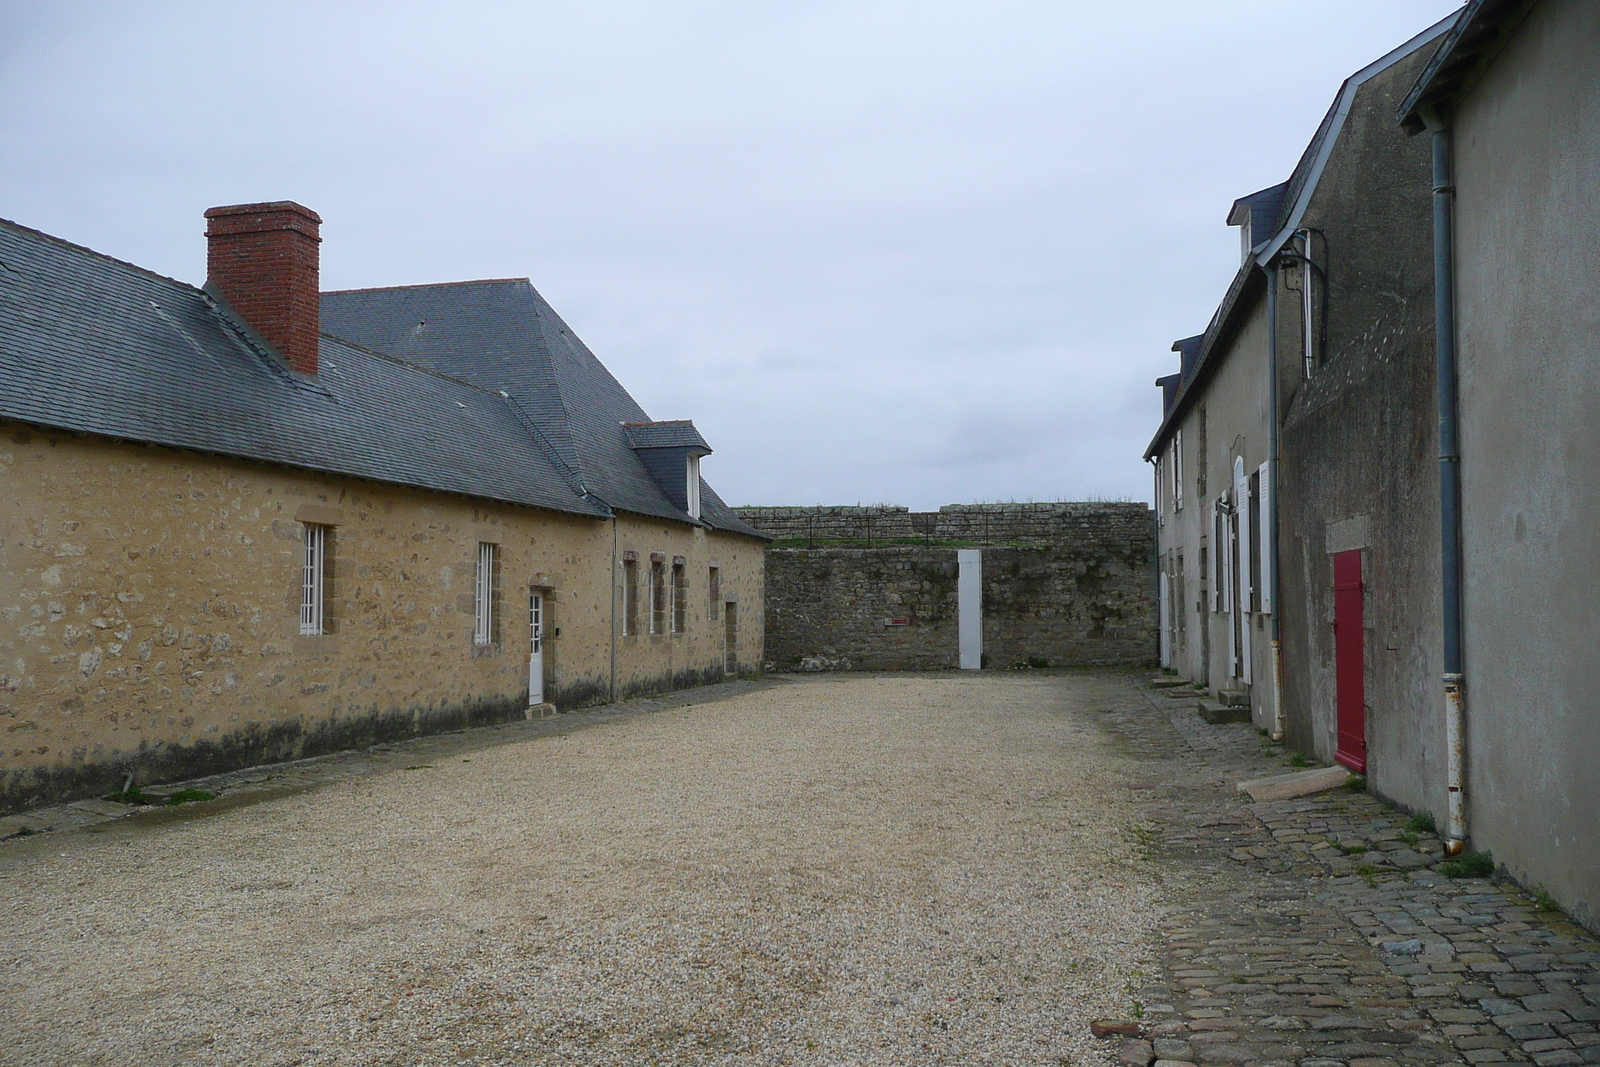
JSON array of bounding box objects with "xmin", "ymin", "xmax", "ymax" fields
[{"xmin": 884, "ymin": 617, "xmax": 911, "ymax": 626}]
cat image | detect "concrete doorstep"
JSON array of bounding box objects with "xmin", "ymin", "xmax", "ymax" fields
[{"xmin": 1236, "ymin": 764, "xmax": 1354, "ymax": 803}]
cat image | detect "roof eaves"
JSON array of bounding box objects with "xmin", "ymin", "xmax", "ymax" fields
[
  {"xmin": 1143, "ymin": 262, "xmax": 1267, "ymax": 461},
  {"xmin": 1398, "ymin": 0, "xmax": 1538, "ymax": 133},
  {"xmin": 1259, "ymin": 10, "xmax": 1460, "ymax": 264}
]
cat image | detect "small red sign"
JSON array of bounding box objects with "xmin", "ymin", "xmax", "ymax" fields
[{"xmin": 887, "ymin": 617, "xmax": 910, "ymax": 626}]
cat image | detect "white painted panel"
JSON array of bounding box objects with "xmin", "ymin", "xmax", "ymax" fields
[
  {"xmin": 528, "ymin": 591, "xmax": 544, "ymax": 705},
  {"xmin": 958, "ymin": 549, "xmax": 982, "ymax": 670},
  {"xmin": 1159, "ymin": 571, "xmax": 1171, "ymax": 668}
]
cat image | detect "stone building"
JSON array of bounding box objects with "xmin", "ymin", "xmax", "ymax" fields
[
  {"xmin": 1145, "ymin": 14, "xmax": 1453, "ymax": 749},
  {"xmin": 1150, "ymin": 0, "xmax": 1600, "ymax": 926},
  {"xmin": 0, "ymin": 202, "xmax": 765, "ymax": 814},
  {"xmin": 738, "ymin": 503, "xmax": 1155, "ymax": 672}
]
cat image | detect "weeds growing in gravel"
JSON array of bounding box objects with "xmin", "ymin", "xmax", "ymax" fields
[
  {"xmin": 1356, "ymin": 863, "xmax": 1379, "ymax": 888},
  {"xmin": 1533, "ymin": 884, "xmax": 1558, "ymax": 912},
  {"xmin": 1288, "ymin": 753, "xmax": 1314, "ymax": 768},
  {"xmin": 1335, "ymin": 842, "xmax": 1367, "ymax": 855},
  {"xmin": 1344, "ymin": 775, "xmax": 1367, "ymax": 792},
  {"xmin": 1406, "ymin": 811, "xmax": 1437, "ymax": 834},
  {"xmin": 1438, "ymin": 849, "xmax": 1494, "ymax": 878},
  {"xmin": 164, "ymin": 788, "xmax": 214, "ymax": 805},
  {"xmin": 104, "ymin": 787, "xmax": 152, "ymax": 805}
]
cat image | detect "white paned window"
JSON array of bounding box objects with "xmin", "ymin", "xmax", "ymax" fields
[
  {"xmin": 623, "ymin": 558, "xmax": 639, "ymax": 636},
  {"xmin": 1234, "ymin": 457, "xmax": 1252, "ymax": 613},
  {"xmin": 1258, "ymin": 461, "xmax": 1273, "ymax": 615},
  {"xmin": 686, "ymin": 454, "xmax": 702, "ymax": 519},
  {"xmin": 1173, "ymin": 430, "xmax": 1184, "ymax": 511},
  {"xmin": 650, "ymin": 560, "xmax": 666, "ymax": 634},
  {"xmin": 474, "ymin": 542, "xmax": 497, "ymax": 645},
  {"xmin": 300, "ymin": 524, "xmax": 326, "ymax": 636}
]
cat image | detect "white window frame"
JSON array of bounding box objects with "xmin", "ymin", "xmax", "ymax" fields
[
  {"xmin": 671, "ymin": 560, "xmax": 687, "ymax": 634},
  {"xmin": 686, "ymin": 454, "xmax": 702, "ymax": 520},
  {"xmin": 649, "ymin": 559, "xmax": 666, "ymax": 635},
  {"xmin": 474, "ymin": 542, "xmax": 497, "ymax": 645},
  {"xmin": 623, "ymin": 558, "xmax": 639, "ymax": 636},
  {"xmin": 1234, "ymin": 456, "xmax": 1251, "ymax": 615},
  {"xmin": 1173, "ymin": 429, "xmax": 1184, "ymax": 511},
  {"xmin": 300, "ymin": 524, "xmax": 326, "ymax": 636}
]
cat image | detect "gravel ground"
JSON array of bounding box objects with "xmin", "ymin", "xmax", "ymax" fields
[{"xmin": 0, "ymin": 672, "xmax": 1160, "ymax": 1066}]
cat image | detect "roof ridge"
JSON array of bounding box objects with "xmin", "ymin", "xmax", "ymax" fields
[
  {"xmin": 321, "ymin": 278, "xmax": 529, "ymax": 296},
  {"xmin": 0, "ymin": 215, "xmax": 200, "ymax": 295},
  {"xmin": 318, "ymin": 329, "xmax": 533, "ymax": 400}
]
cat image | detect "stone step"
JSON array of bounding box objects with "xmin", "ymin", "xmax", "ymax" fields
[
  {"xmin": 1198, "ymin": 700, "xmax": 1251, "ymax": 725},
  {"xmin": 1217, "ymin": 689, "xmax": 1249, "ymax": 708},
  {"xmin": 1149, "ymin": 677, "xmax": 1188, "ymax": 689},
  {"xmin": 1236, "ymin": 764, "xmax": 1354, "ymax": 802}
]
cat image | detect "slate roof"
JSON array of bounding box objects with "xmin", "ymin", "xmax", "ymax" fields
[
  {"xmin": 321, "ymin": 280, "xmax": 761, "ymax": 538},
  {"xmin": 0, "ymin": 217, "xmax": 760, "ymax": 538},
  {"xmin": 624, "ymin": 420, "xmax": 711, "ymax": 453}
]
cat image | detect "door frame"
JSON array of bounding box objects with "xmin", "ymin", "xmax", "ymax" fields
[
  {"xmin": 528, "ymin": 587, "xmax": 547, "ymax": 706},
  {"xmin": 1333, "ymin": 550, "xmax": 1367, "ymax": 773}
]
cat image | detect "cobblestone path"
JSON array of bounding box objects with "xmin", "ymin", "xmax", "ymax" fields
[{"xmin": 1102, "ymin": 676, "xmax": 1600, "ymax": 1067}]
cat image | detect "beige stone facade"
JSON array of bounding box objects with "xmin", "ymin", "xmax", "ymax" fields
[{"xmin": 0, "ymin": 421, "xmax": 764, "ymax": 812}]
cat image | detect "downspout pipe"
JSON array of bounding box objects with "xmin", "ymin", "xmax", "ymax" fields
[
  {"xmin": 1264, "ymin": 260, "xmax": 1286, "ymax": 742},
  {"xmin": 1151, "ymin": 457, "xmax": 1162, "ymax": 667},
  {"xmin": 1426, "ymin": 111, "xmax": 1468, "ymax": 855}
]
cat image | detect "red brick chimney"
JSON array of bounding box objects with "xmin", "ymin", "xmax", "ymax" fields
[{"xmin": 204, "ymin": 201, "xmax": 323, "ymax": 375}]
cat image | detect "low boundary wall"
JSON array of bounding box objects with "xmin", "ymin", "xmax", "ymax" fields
[{"xmin": 736, "ymin": 503, "xmax": 1156, "ymax": 671}]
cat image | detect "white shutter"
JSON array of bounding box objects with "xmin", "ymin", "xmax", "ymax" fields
[
  {"xmin": 1234, "ymin": 456, "xmax": 1251, "ymax": 614},
  {"xmin": 1158, "ymin": 571, "xmax": 1171, "ymax": 668},
  {"xmin": 1210, "ymin": 500, "xmax": 1223, "ymax": 612},
  {"xmin": 1257, "ymin": 461, "xmax": 1273, "ymax": 615},
  {"xmin": 1222, "ymin": 498, "xmax": 1234, "ymax": 615}
]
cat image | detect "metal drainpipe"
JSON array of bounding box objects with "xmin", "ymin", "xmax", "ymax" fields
[
  {"xmin": 609, "ymin": 515, "xmax": 619, "ymax": 703},
  {"xmin": 1265, "ymin": 260, "xmax": 1286, "ymax": 742},
  {"xmin": 1427, "ymin": 113, "xmax": 1468, "ymax": 855},
  {"xmin": 1151, "ymin": 457, "xmax": 1162, "ymax": 666}
]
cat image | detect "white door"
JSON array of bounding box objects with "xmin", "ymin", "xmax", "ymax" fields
[
  {"xmin": 528, "ymin": 590, "xmax": 544, "ymax": 705},
  {"xmin": 958, "ymin": 549, "xmax": 983, "ymax": 670}
]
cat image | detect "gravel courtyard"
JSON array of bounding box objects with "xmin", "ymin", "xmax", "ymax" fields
[{"xmin": 0, "ymin": 672, "xmax": 1161, "ymax": 1067}]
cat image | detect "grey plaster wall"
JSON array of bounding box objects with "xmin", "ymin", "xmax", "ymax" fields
[
  {"xmin": 1154, "ymin": 294, "xmax": 1278, "ymax": 728},
  {"xmin": 741, "ymin": 504, "xmax": 1155, "ymax": 672},
  {"xmin": 1451, "ymin": 0, "xmax": 1600, "ymax": 927},
  {"xmin": 1274, "ymin": 47, "xmax": 1443, "ymax": 816}
]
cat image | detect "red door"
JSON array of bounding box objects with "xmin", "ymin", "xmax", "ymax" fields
[{"xmin": 1333, "ymin": 550, "xmax": 1367, "ymax": 773}]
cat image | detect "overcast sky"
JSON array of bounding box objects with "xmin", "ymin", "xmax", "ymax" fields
[{"xmin": 0, "ymin": 1, "xmax": 1460, "ymax": 510}]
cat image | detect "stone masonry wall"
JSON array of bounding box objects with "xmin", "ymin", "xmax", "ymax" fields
[
  {"xmin": 739, "ymin": 503, "xmax": 1156, "ymax": 672},
  {"xmin": 1, "ymin": 421, "xmax": 764, "ymax": 813}
]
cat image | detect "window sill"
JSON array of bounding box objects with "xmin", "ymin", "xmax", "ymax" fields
[
  {"xmin": 292, "ymin": 634, "xmax": 341, "ymax": 654},
  {"xmin": 471, "ymin": 642, "xmax": 503, "ymax": 658}
]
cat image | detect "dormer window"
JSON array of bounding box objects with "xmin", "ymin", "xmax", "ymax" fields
[
  {"xmin": 1227, "ymin": 201, "xmax": 1254, "ymax": 265},
  {"xmin": 1227, "ymin": 182, "xmax": 1287, "ymax": 267},
  {"xmin": 623, "ymin": 419, "xmax": 714, "ymax": 521}
]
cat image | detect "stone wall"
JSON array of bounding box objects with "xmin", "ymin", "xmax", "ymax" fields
[
  {"xmin": 740, "ymin": 503, "xmax": 1155, "ymax": 672},
  {"xmin": 1, "ymin": 421, "xmax": 764, "ymax": 813}
]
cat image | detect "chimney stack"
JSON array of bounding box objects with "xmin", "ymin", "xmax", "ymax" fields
[{"xmin": 204, "ymin": 201, "xmax": 323, "ymax": 375}]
